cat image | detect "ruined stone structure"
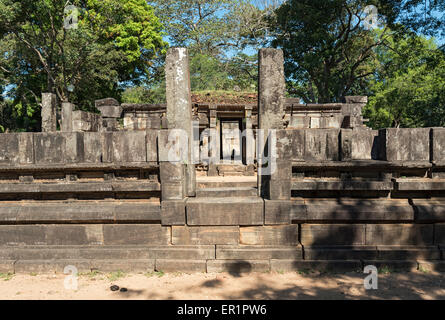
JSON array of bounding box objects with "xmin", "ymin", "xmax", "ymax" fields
[{"xmin": 0, "ymin": 48, "xmax": 444, "ymax": 274}]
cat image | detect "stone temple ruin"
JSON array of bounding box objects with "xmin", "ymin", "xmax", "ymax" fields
[{"xmin": 0, "ymin": 48, "xmax": 444, "ymax": 274}]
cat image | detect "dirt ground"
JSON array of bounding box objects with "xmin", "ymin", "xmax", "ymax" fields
[{"xmin": 1, "ymin": 270, "xmax": 445, "ymax": 300}]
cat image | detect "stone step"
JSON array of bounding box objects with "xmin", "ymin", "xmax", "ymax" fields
[
  {"xmin": 0, "ymin": 245, "xmax": 216, "ymax": 260},
  {"xmin": 196, "ymin": 187, "xmax": 258, "ymax": 198},
  {"xmin": 186, "ymin": 197, "xmax": 264, "ymax": 225},
  {"xmin": 13, "ymin": 259, "xmax": 155, "ymax": 273},
  {"xmin": 197, "ymin": 180, "xmax": 257, "ymax": 189},
  {"xmin": 0, "ymin": 201, "xmax": 161, "ymax": 223}
]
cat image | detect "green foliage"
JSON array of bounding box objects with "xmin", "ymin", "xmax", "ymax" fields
[
  {"xmin": 0, "ymin": 272, "xmax": 14, "ymax": 281},
  {"xmin": 271, "ymin": 0, "xmax": 389, "ymax": 103},
  {"xmin": 0, "ymin": 0, "xmax": 167, "ymax": 131},
  {"xmin": 149, "ymin": 0, "xmax": 269, "ymax": 58},
  {"xmin": 364, "ymin": 32, "xmax": 445, "ymax": 128},
  {"xmin": 122, "ymin": 85, "xmax": 166, "ymax": 104}
]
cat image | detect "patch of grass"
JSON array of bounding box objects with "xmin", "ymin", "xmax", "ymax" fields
[
  {"xmin": 107, "ymin": 270, "xmax": 126, "ymax": 282},
  {"xmin": 297, "ymin": 268, "xmax": 311, "ymax": 275},
  {"xmin": 79, "ymin": 270, "xmax": 101, "ymax": 279},
  {"xmin": 145, "ymin": 271, "xmax": 165, "ymax": 278},
  {"xmin": 172, "ymin": 272, "xmax": 183, "ymax": 277},
  {"xmin": 30, "ymin": 272, "xmax": 38, "ymax": 276},
  {"xmin": 378, "ymin": 265, "xmax": 394, "ymax": 274},
  {"xmin": 418, "ymin": 265, "xmax": 430, "ymax": 274},
  {"xmin": 0, "ymin": 272, "xmax": 14, "ymax": 281},
  {"xmin": 275, "ymin": 270, "xmax": 285, "ymax": 275}
]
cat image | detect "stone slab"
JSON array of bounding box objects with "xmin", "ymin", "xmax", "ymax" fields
[
  {"xmin": 172, "ymin": 226, "xmax": 239, "ymax": 245},
  {"xmin": 240, "ymin": 226, "xmax": 299, "ymax": 246},
  {"xmin": 186, "ymin": 197, "xmax": 264, "ymax": 226},
  {"xmin": 207, "ymin": 260, "xmax": 270, "ymax": 273}
]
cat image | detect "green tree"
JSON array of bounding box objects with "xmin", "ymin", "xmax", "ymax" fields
[
  {"xmin": 364, "ymin": 32, "xmax": 445, "ymax": 128},
  {"xmin": 270, "ymin": 0, "xmax": 398, "ymax": 103},
  {"xmin": 0, "ymin": 0, "xmax": 167, "ymax": 131}
]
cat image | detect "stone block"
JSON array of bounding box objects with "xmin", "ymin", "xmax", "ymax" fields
[
  {"xmin": 352, "ymin": 129, "xmax": 379, "ymax": 160},
  {"xmin": 95, "ymin": 98, "xmax": 120, "ymax": 108},
  {"xmin": 14, "ymin": 260, "xmax": 91, "ymax": 273},
  {"xmin": 264, "ymin": 200, "xmax": 293, "ymax": 224},
  {"xmin": 114, "ymin": 202, "xmax": 161, "ymax": 222},
  {"xmin": 146, "ymin": 129, "xmax": 158, "ymax": 162},
  {"xmin": 103, "ymin": 225, "xmax": 170, "ymax": 245},
  {"xmin": 64, "ymin": 132, "xmax": 84, "ymax": 163},
  {"xmin": 160, "ymin": 162, "xmax": 184, "ymax": 183},
  {"xmin": 172, "ymin": 226, "xmax": 239, "ymax": 245},
  {"xmin": 270, "ymin": 260, "xmax": 362, "ymax": 272},
  {"xmin": 149, "ymin": 246, "xmax": 215, "ymax": 260},
  {"xmin": 112, "ymin": 131, "xmax": 147, "ymax": 162},
  {"xmin": 340, "ymin": 129, "xmax": 352, "ymax": 161},
  {"xmin": 216, "ymin": 245, "xmax": 302, "ymax": 260},
  {"xmin": 97, "ymin": 105, "xmax": 122, "ymax": 118},
  {"xmin": 288, "ymin": 130, "xmax": 305, "ymax": 161},
  {"xmin": 383, "ymin": 128, "xmax": 430, "ymax": 161},
  {"xmin": 434, "ymin": 224, "xmax": 445, "ymax": 244},
  {"xmin": 45, "ymin": 225, "xmax": 104, "ymax": 245},
  {"xmin": 412, "ymin": 200, "xmax": 445, "ymax": 221},
  {"xmin": 90, "ymin": 259, "xmax": 154, "ymax": 272},
  {"xmin": 432, "ymin": 128, "xmax": 445, "ymax": 162},
  {"xmin": 186, "ymin": 197, "xmax": 264, "ymax": 225},
  {"xmin": 376, "ymin": 245, "xmax": 440, "ymax": 260},
  {"xmin": 304, "ymin": 129, "xmax": 339, "ymax": 161},
  {"xmin": 83, "ymin": 132, "xmax": 103, "ymax": 163},
  {"xmin": 72, "ymin": 111, "xmax": 101, "ymax": 132},
  {"xmin": 240, "ymin": 225, "xmax": 298, "ymax": 245},
  {"xmin": 366, "ymin": 224, "xmax": 433, "ymax": 245},
  {"xmin": 161, "ymin": 182, "xmax": 185, "ymax": 200},
  {"xmin": 0, "ymin": 133, "xmax": 19, "ymax": 164},
  {"xmin": 101, "ymin": 132, "xmax": 114, "ymax": 163},
  {"xmin": 161, "ymin": 200, "xmax": 186, "ymax": 225},
  {"xmin": 304, "ymin": 246, "xmax": 378, "ymax": 260},
  {"xmin": 158, "ymin": 129, "xmax": 189, "ymax": 162},
  {"xmin": 304, "ymin": 199, "xmax": 414, "ymax": 222},
  {"xmin": 207, "ymin": 260, "xmax": 270, "ymax": 273},
  {"xmin": 19, "ymin": 133, "xmax": 34, "ymax": 164},
  {"xmin": 33, "ymin": 133, "xmax": 66, "ymax": 164},
  {"xmin": 300, "ymin": 224, "xmax": 366, "ymax": 246}
]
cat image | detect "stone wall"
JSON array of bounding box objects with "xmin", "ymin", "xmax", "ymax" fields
[{"xmin": 0, "ymin": 48, "xmax": 444, "ymax": 274}]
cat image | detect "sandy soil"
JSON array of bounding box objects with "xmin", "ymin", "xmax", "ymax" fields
[{"xmin": 1, "ymin": 270, "xmax": 445, "ymax": 300}]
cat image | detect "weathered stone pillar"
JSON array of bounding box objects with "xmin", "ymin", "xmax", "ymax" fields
[
  {"xmin": 165, "ymin": 47, "xmax": 196, "ymax": 197},
  {"xmin": 96, "ymin": 98, "xmax": 122, "ymax": 132},
  {"xmin": 208, "ymin": 104, "xmax": 219, "ymax": 176},
  {"xmin": 341, "ymin": 96, "xmax": 368, "ymax": 128},
  {"xmin": 41, "ymin": 93, "xmax": 58, "ymax": 132},
  {"xmin": 257, "ymin": 48, "xmax": 290, "ymax": 200},
  {"xmin": 61, "ymin": 102, "xmax": 74, "ymax": 132}
]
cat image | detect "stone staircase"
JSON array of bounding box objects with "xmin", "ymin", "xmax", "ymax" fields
[{"xmin": 190, "ymin": 176, "xmax": 262, "ymax": 226}]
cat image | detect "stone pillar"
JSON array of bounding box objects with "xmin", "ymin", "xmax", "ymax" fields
[
  {"xmin": 257, "ymin": 48, "xmax": 290, "ymax": 200},
  {"xmin": 208, "ymin": 104, "xmax": 219, "ymax": 176},
  {"xmin": 61, "ymin": 102, "xmax": 74, "ymax": 132},
  {"xmin": 165, "ymin": 47, "xmax": 196, "ymax": 196},
  {"xmin": 258, "ymin": 49, "xmax": 286, "ymax": 131},
  {"xmin": 41, "ymin": 93, "xmax": 57, "ymax": 132},
  {"xmin": 244, "ymin": 105, "xmax": 255, "ymax": 170},
  {"xmin": 341, "ymin": 96, "xmax": 368, "ymax": 128},
  {"xmin": 96, "ymin": 98, "xmax": 122, "ymax": 132}
]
